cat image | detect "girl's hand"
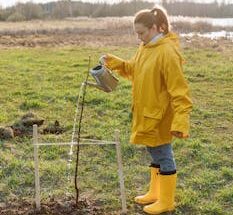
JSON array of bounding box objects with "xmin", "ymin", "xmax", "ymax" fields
[
  {"xmin": 99, "ymin": 55, "xmax": 107, "ymax": 65},
  {"xmin": 171, "ymin": 131, "xmax": 188, "ymax": 138}
]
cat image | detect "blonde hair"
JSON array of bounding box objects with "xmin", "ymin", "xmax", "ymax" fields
[{"xmin": 134, "ymin": 5, "xmax": 170, "ymax": 34}]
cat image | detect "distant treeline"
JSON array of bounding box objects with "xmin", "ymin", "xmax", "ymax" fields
[
  {"xmin": 0, "ymin": 0, "xmax": 232, "ymax": 22},
  {"xmin": 163, "ymin": 0, "xmax": 233, "ymax": 18}
]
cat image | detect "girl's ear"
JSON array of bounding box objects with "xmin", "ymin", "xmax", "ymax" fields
[
  {"xmin": 159, "ymin": 27, "xmax": 164, "ymax": 33},
  {"xmin": 160, "ymin": 23, "xmax": 167, "ymax": 33}
]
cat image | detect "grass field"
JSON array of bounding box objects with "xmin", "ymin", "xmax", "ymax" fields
[{"xmin": 0, "ymin": 40, "xmax": 232, "ymax": 214}]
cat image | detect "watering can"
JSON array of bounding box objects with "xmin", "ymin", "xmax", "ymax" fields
[{"xmin": 86, "ymin": 63, "xmax": 119, "ymax": 93}]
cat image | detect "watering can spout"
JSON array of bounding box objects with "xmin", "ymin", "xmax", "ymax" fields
[{"xmin": 85, "ymin": 81, "xmax": 105, "ymax": 91}]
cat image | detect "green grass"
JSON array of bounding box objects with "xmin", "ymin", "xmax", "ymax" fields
[{"xmin": 0, "ymin": 44, "xmax": 232, "ymax": 214}]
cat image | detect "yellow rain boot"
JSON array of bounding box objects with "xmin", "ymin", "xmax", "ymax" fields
[
  {"xmin": 134, "ymin": 165, "xmax": 160, "ymax": 205},
  {"xmin": 143, "ymin": 173, "xmax": 177, "ymax": 214}
]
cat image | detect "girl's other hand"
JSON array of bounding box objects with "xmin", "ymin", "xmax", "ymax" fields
[{"xmin": 171, "ymin": 131, "xmax": 188, "ymax": 138}]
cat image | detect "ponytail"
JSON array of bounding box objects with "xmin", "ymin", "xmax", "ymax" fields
[{"xmin": 134, "ymin": 5, "xmax": 170, "ymax": 34}]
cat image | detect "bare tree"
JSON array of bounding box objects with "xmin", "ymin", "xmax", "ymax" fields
[
  {"xmin": 68, "ymin": 0, "xmax": 73, "ymax": 17},
  {"xmin": 52, "ymin": 1, "xmax": 70, "ymax": 19}
]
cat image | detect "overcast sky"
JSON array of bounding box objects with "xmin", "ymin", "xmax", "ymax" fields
[{"xmin": 0, "ymin": 0, "xmax": 230, "ymax": 8}]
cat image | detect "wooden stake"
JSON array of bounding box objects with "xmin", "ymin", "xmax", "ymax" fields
[
  {"xmin": 33, "ymin": 124, "xmax": 41, "ymax": 211},
  {"xmin": 115, "ymin": 129, "xmax": 127, "ymax": 214}
]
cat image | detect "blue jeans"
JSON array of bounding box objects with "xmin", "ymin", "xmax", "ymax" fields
[{"xmin": 147, "ymin": 143, "xmax": 176, "ymax": 174}]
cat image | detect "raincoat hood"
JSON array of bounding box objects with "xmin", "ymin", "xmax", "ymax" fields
[{"xmin": 145, "ymin": 32, "xmax": 180, "ymax": 49}]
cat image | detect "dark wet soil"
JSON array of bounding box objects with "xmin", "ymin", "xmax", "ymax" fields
[{"xmin": 0, "ymin": 197, "xmax": 104, "ymax": 215}]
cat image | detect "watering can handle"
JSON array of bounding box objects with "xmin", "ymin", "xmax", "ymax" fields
[{"xmin": 99, "ymin": 55, "xmax": 107, "ymax": 65}]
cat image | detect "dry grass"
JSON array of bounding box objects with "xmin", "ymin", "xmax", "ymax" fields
[
  {"xmin": 0, "ymin": 17, "xmax": 232, "ymax": 49},
  {"xmin": 1, "ymin": 16, "xmax": 232, "ymax": 36},
  {"xmin": 0, "ymin": 17, "xmax": 134, "ymax": 35},
  {"xmin": 0, "ymin": 17, "xmax": 136, "ymax": 48},
  {"xmin": 172, "ymin": 21, "xmax": 233, "ymax": 33}
]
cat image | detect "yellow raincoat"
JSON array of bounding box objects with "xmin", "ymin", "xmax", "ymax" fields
[{"xmin": 105, "ymin": 32, "xmax": 192, "ymax": 147}]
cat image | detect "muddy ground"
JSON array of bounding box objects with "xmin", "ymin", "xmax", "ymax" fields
[{"xmin": 0, "ymin": 197, "xmax": 105, "ymax": 215}]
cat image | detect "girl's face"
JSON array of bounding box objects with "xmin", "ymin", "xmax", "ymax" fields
[{"xmin": 134, "ymin": 23, "xmax": 159, "ymax": 44}]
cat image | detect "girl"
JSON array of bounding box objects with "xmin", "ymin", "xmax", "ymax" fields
[{"xmin": 102, "ymin": 5, "xmax": 192, "ymax": 215}]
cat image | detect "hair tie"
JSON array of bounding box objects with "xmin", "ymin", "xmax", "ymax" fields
[{"xmin": 151, "ymin": 9, "xmax": 158, "ymax": 16}]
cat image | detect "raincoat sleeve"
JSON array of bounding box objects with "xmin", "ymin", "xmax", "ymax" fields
[
  {"xmin": 105, "ymin": 53, "xmax": 136, "ymax": 80},
  {"xmin": 162, "ymin": 49, "xmax": 193, "ymax": 137}
]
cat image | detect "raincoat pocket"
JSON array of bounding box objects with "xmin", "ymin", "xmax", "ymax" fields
[{"xmin": 142, "ymin": 107, "xmax": 163, "ymax": 132}]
